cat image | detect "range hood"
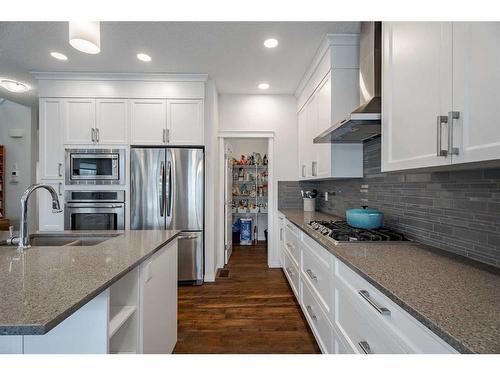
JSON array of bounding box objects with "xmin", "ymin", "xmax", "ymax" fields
[{"xmin": 314, "ymin": 22, "xmax": 381, "ymax": 144}]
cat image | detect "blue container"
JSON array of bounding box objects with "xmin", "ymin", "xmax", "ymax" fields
[
  {"xmin": 240, "ymin": 218, "xmax": 252, "ymax": 245},
  {"xmin": 346, "ymin": 206, "xmax": 384, "ymax": 230}
]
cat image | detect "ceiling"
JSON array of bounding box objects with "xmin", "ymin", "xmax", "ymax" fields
[{"xmin": 0, "ymin": 21, "xmax": 360, "ymax": 106}]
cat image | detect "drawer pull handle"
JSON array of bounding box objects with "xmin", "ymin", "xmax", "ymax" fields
[
  {"xmin": 359, "ymin": 290, "xmax": 391, "ymax": 316},
  {"xmin": 306, "ymin": 305, "xmax": 317, "ymax": 321},
  {"xmin": 286, "ymin": 267, "xmax": 294, "ymax": 276},
  {"xmin": 358, "ymin": 341, "xmax": 372, "ymax": 354},
  {"xmin": 306, "ymin": 269, "xmax": 317, "ymax": 282}
]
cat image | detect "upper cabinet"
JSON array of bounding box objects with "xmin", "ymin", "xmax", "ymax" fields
[
  {"xmin": 167, "ymin": 99, "xmax": 204, "ymax": 146},
  {"xmin": 36, "ymin": 74, "xmax": 207, "ymax": 148},
  {"xmin": 382, "ymin": 22, "xmax": 500, "ymax": 172},
  {"xmin": 130, "ymin": 99, "xmax": 204, "ymax": 146},
  {"xmin": 130, "ymin": 99, "xmax": 168, "ymax": 145},
  {"xmin": 297, "ymin": 34, "xmax": 363, "ymax": 180},
  {"xmin": 64, "ymin": 98, "xmax": 128, "ymax": 145},
  {"xmin": 64, "ymin": 99, "xmax": 96, "ymax": 145},
  {"xmin": 451, "ymin": 22, "xmax": 500, "ymax": 164},
  {"xmin": 95, "ymin": 99, "xmax": 129, "ymax": 145},
  {"xmin": 39, "ymin": 98, "xmax": 64, "ymax": 180}
]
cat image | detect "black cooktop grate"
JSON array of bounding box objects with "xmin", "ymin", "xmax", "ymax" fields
[{"xmin": 309, "ymin": 220, "xmax": 408, "ymax": 242}]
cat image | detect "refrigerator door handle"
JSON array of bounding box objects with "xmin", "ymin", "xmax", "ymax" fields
[
  {"xmin": 166, "ymin": 161, "xmax": 172, "ymax": 216},
  {"xmin": 160, "ymin": 161, "xmax": 165, "ymax": 217}
]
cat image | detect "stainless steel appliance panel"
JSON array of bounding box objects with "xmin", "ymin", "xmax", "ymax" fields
[
  {"xmin": 130, "ymin": 148, "xmax": 166, "ymax": 230},
  {"xmin": 65, "ymin": 202, "xmax": 125, "ymax": 230},
  {"xmin": 65, "ymin": 190, "xmax": 125, "ymax": 231},
  {"xmin": 177, "ymin": 231, "xmax": 203, "ymax": 284},
  {"xmin": 165, "ymin": 148, "xmax": 204, "ymax": 231},
  {"xmin": 65, "ymin": 148, "xmax": 125, "ymax": 185}
]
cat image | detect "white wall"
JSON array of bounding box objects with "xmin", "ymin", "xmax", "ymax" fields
[
  {"xmin": 204, "ymin": 80, "xmax": 219, "ymax": 281},
  {"xmin": 219, "ymin": 95, "xmax": 298, "ymax": 181},
  {"xmin": 0, "ymin": 99, "xmax": 33, "ymax": 226},
  {"xmin": 215, "ymin": 94, "xmax": 298, "ymax": 269}
]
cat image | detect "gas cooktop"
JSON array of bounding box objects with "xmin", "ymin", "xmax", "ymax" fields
[{"xmin": 307, "ymin": 220, "xmax": 409, "ymax": 244}]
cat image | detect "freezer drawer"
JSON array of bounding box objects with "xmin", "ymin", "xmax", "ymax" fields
[{"xmin": 177, "ymin": 231, "xmax": 204, "ymax": 285}]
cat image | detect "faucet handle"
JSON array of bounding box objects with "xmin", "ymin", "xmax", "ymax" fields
[{"xmin": 8, "ymin": 225, "xmax": 14, "ymax": 238}]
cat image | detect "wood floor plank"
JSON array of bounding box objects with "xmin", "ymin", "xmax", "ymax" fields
[{"xmin": 174, "ymin": 243, "xmax": 321, "ymax": 354}]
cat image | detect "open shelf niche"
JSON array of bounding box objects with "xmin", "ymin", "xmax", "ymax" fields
[{"xmin": 108, "ymin": 267, "xmax": 139, "ymax": 354}]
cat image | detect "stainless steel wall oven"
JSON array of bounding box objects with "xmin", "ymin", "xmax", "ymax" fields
[{"xmin": 64, "ymin": 190, "xmax": 125, "ymax": 231}]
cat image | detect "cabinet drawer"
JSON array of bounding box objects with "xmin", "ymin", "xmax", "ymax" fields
[
  {"xmin": 283, "ymin": 250, "xmax": 300, "ymax": 299},
  {"xmin": 284, "ymin": 219, "xmax": 301, "ymax": 239},
  {"xmin": 301, "ymin": 244, "xmax": 332, "ymax": 314},
  {"xmin": 284, "ymin": 227, "xmax": 301, "ymax": 266},
  {"xmin": 301, "ymin": 279, "xmax": 333, "ymax": 354},
  {"xmin": 334, "ymin": 283, "xmax": 408, "ymax": 354},
  {"xmin": 302, "ymin": 231, "xmax": 331, "ymax": 265},
  {"xmin": 335, "ymin": 259, "xmax": 456, "ymax": 353}
]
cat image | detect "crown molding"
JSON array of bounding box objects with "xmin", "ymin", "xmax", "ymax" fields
[
  {"xmin": 31, "ymin": 72, "xmax": 209, "ymax": 82},
  {"xmin": 294, "ymin": 33, "xmax": 359, "ymax": 98}
]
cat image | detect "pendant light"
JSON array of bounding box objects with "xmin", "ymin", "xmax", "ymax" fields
[{"xmin": 69, "ymin": 21, "xmax": 101, "ymax": 54}]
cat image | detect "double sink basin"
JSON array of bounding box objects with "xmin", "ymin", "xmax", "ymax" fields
[{"xmin": 1, "ymin": 233, "xmax": 120, "ymax": 248}]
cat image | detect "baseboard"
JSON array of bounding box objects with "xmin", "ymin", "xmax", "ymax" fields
[
  {"xmin": 268, "ymin": 260, "xmax": 282, "ymax": 268},
  {"xmin": 204, "ymin": 273, "xmax": 216, "ymax": 282}
]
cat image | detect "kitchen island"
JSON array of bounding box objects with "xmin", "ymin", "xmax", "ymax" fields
[{"xmin": 0, "ymin": 229, "xmax": 180, "ymax": 354}]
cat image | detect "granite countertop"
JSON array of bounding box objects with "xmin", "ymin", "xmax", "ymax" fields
[
  {"xmin": 0, "ymin": 229, "xmax": 180, "ymax": 335},
  {"xmin": 279, "ymin": 209, "xmax": 500, "ymax": 354}
]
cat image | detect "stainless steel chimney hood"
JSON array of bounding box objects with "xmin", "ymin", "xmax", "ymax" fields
[{"xmin": 314, "ymin": 22, "xmax": 381, "ymax": 144}]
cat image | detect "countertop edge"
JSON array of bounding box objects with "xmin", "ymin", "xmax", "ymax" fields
[
  {"xmin": 280, "ymin": 211, "xmax": 475, "ymax": 354},
  {"xmin": 0, "ymin": 231, "xmax": 181, "ymax": 336}
]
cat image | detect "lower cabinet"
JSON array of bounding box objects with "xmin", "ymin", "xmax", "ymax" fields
[
  {"xmin": 38, "ymin": 180, "xmax": 64, "ymax": 231},
  {"xmin": 139, "ymin": 237, "xmax": 178, "ymax": 354},
  {"xmin": 280, "ymin": 218, "xmax": 457, "ymax": 354}
]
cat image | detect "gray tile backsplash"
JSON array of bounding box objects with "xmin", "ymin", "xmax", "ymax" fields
[{"xmin": 278, "ymin": 138, "xmax": 500, "ymax": 267}]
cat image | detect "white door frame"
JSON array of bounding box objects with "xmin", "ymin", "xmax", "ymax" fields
[{"xmin": 216, "ymin": 131, "xmax": 275, "ymax": 269}]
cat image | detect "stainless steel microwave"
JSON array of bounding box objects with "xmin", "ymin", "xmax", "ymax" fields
[{"xmin": 65, "ymin": 148, "xmax": 125, "ymax": 185}]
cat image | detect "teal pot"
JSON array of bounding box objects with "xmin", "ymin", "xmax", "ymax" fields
[{"xmin": 346, "ymin": 206, "xmax": 384, "ymax": 230}]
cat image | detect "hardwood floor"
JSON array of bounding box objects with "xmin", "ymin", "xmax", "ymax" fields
[{"xmin": 174, "ymin": 243, "xmax": 321, "ymax": 354}]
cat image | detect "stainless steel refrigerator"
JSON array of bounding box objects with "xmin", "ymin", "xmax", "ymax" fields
[{"xmin": 130, "ymin": 147, "xmax": 204, "ymax": 285}]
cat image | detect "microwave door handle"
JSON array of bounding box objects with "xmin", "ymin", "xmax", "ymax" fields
[
  {"xmin": 159, "ymin": 161, "xmax": 165, "ymax": 217},
  {"xmin": 166, "ymin": 161, "xmax": 172, "ymax": 217}
]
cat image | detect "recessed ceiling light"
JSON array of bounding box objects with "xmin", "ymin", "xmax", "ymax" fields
[
  {"xmin": 258, "ymin": 83, "xmax": 270, "ymax": 90},
  {"xmin": 69, "ymin": 21, "xmax": 101, "ymax": 54},
  {"xmin": 0, "ymin": 78, "xmax": 30, "ymax": 93},
  {"xmin": 137, "ymin": 53, "xmax": 152, "ymax": 62},
  {"xmin": 264, "ymin": 38, "xmax": 279, "ymax": 48},
  {"xmin": 50, "ymin": 52, "xmax": 68, "ymax": 61}
]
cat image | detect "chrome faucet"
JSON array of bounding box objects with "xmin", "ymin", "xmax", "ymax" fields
[{"xmin": 8, "ymin": 184, "xmax": 62, "ymax": 253}]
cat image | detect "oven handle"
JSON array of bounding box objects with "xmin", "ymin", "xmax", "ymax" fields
[{"xmin": 66, "ymin": 204, "xmax": 125, "ymax": 209}]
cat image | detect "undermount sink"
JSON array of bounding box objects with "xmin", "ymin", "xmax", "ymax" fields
[{"xmin": 25, "ymin": 234, "xmax": 120, "ymax": 247}]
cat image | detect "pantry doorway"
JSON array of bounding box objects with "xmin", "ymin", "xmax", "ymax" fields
[{"xmin": 217, "ymin": 132, "xmax": 276, "ymax": 269}]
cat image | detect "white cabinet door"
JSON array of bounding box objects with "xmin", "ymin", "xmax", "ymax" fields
[
  {"xmin": 38, "ymin": 181, "xmax": 64, "ymax": 231},
  {"xmin": 140, "ymin": 240, "xmax": 177, "ymax": 354},
  {"xmin": 167, "ymin": 99, "xmax": 204, "ymax": 145},
  {"xmin": 298, "ymin": 107, "xmax": 310, "ymax": 179},
  {"xmin": 314, "ymin": 75, "xmax": 332, "ymax": 178},
  {"xmin": 382, "ymin": 22, "xmax": 453, "ymax": 172},
  {"xmin": 39, "ymin": 99, "xmax": 64, "ymax": 180},
  {"xmin": 95, "ymin": 99, "xmax": 128, "ymax": 145},
  {"xmin": 452, "ymin": 22, "xmax": 500, "ymax": 164},
  {"xmin": 64, "ymin": 99, "xmax": 95, "ymax": 145},
  {"xmin": 130, "ymin": 99, "xmax": 167, "ymax": 145}
]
